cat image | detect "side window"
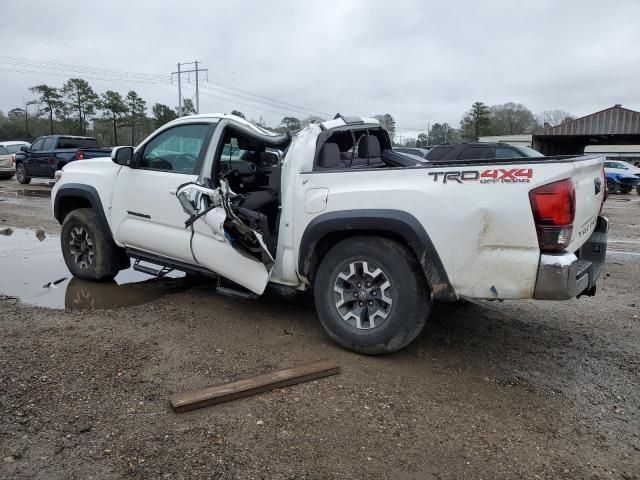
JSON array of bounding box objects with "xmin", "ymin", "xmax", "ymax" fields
[
  {"xmin": 30, "ymin": 138, "xmax": 45, "ymax": 152},
  {"xmin": 139, "ymin": 124, "xmax": 210, "ymax": 174},
  {"xmin": 495, "ymin": 146, "xmax": 523, "ymax": 159},
  {"xmin": 426, "ymin": 146, "xmax": 454, "ymax": 160},
  {"xmin": 42, "ymin": 137, "xmax": 56, "ymax": 151},
  {"xmin": 458, "ymin": 147, "xmax": 491, "ymax": 160}
]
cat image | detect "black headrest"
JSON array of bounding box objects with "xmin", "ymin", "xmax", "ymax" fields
[
  {"xmin": 318, "ymin": 143, "xmax": 342, "ymax": 169},
  {"xmin": 358, "ymin": 135, "xmax": 381, "ymax": 158}
]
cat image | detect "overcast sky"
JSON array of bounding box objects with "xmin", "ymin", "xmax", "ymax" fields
[{"xmin": 1, "ymin": 0, "xmax": 638, "ymax": 136}]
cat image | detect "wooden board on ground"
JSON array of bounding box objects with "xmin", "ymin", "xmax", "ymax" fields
[{"xmin": 169, "ymin": 359, "xmax": 340, "ymax": 413}]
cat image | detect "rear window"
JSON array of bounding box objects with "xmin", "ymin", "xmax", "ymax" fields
[
  {"xmin": 426, "ymin": 146, "xmax": 454, "ymax": 160},
  {"xmin": 57, "ymin": 137, "xmax": 100, "ymax": 149},
  {"xmin": 458, "ymin": 147, "xmax": 492, "ymax": 160},
  {"xmin": 0, "ymin": 146, "xmax": 8, "ymax": 155},
  {"xmin": 4, "ymin": 144, "xmax": 26, "ymax": 154}
]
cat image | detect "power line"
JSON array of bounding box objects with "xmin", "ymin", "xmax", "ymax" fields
[
  {"xmin": 183, "ymin": 84, "xmax": 295, "ymax": 118},
  {"xmin": 0, "ymin": 56, "xmax": 169, "ymax": 83},
  {"xmin": 199, "ymin": 80, "xmax": 331, "ymax": 118},
  {"xmin": 0, "ymin": 66, "xmax": 167, "ymax": 85}
]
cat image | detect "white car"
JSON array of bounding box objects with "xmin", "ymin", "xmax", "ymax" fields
[
  {"xmin": 0, "ymin": 141, "xmax": 30, "ymax": 179},
  {"xmin": 51, "ymin": 114, "xmax": 609, "ymax": 354},
  {"xmin": 604, "ymin": 159, "xmax": 640, "ymax": 176}
]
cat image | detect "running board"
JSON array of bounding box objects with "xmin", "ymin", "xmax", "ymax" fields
[
  {"xmin": 216, "ymin": 278, "xmax": 258, "ymax": 300},
  {"xmin": 132, "ymin": 258, "xmax": 174, "ymax": 278}
]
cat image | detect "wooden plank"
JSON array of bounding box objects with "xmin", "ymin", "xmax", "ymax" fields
[{"xmin": 169, "ymin": 359, "xmax": 340, "ymax": 413}]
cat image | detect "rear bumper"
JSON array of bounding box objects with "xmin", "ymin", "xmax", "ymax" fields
[
  {"xmin": 533, "ymin": 216, "xmax": 608, "ymax": 300},
  {"xmin": 0, "ymin": 165, "xmax": 15, "ymax": 174}
]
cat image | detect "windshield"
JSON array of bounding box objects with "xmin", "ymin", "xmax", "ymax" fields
[
  {"xmin": 3, "ymin": 144, "xmax": 27, "ymax": 154},
  {"xmin": 515, "ymin": 146, "xmax": 544, "ymax": 157}
]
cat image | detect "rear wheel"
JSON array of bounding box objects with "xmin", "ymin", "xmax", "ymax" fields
[
  {"xmin": 314, "ymin": 236, "xmax": 430, "ymax": 355},
  {"xmin": 15, "ymin": 163, "xmax": 31, "ymax": 184},
  {"xmin": 606, "ymin": 179, "xmax": 617, "ymax": 194},
  {"xmin": 61, "ymin": 208, "xmax": 125, "ymax": 281}
]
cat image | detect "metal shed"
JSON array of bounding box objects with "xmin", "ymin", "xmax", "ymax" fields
[{"xmin": 532, "ymin": 104, "xmax": 640, "ymax": 155}]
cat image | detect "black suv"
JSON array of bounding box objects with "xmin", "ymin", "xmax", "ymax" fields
[{"xmin": 425, "ymin": 142, "xmax": 544, "ymax": 161}]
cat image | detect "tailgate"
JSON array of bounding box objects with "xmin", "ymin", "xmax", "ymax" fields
[
  {"xmin": 569, "ymin": 155, "xmax": 605, "ymax": 252},
  {"xmin": 0, "ymin": 154, "xmax": 12, "ymax": 168}
]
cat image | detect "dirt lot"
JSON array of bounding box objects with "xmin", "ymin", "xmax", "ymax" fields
[{"xmin": 1, "ymin": 178, "xmax": 639, "ymax": 479}]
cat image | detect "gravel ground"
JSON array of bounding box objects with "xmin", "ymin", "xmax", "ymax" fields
[{"xmin": 1, "ymin": 178, "xmax": 639, "ymax": 479}]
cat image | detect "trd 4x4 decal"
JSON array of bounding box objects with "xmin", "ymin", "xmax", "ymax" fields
[{"xmin": 428, "ymin": 168, "xmax": 534, "ymax": 184}]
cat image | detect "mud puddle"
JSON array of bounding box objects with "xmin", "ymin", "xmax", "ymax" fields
[
  {"xmin": 17, "ymin": 188, "xmax": 51, "ymax": 198},
  {"xmin": 0, "ymin": 227, "xmax": 208, "ymax": 309}
]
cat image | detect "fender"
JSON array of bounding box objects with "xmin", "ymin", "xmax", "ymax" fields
[
  {"xmin": 53, "ymin": 183, "xmax": 114, "ymax": 242},
  {"xmin": 298, "ymin": 209, "xmax": 456, "ymax": 301}
]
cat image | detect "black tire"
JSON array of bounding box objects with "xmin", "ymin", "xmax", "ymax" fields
[
  {"xmin": 61, "ymin": 208, "xmax": 125, "ymax": 281},
  {"xmin": 637, "ymin": 185, "xmax": 640, "ymax": 196},
  {"xmin": 15, "ymin": 163, "xmax": 31, "ymax": 184},
  {"xmin": 313, "ymin": 236, "xmax": 430, "ymax": 355},
  {"xmin": 620, "ymin": 187, "xmax": 632, "ymax": 194},
  {"xmin": 606, "ymin": 179, "xmax": 617, "ymax": 194}
]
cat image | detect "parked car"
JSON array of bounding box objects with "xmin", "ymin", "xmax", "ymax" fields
[
  {"xmin": 0, "ymin": 141, "xmax": 30, "ymax": 179},
  {"xmin": 425, "ymin": 142, "xmax": 544, "ymax": 161},
  {"xmin": 52, "ymin": 114, "xmax": 608, "ymax": 354},
  {"xmin": 15, "ymin": 135, "xmax": 112, "ymax": 184},
  {"xmin": 393, "ymin": 147, "xmax": 430, "ymax": 158},
  {"xmin": 605, "ymin": 170, "xmax": 640, "ymax": 194},
  {"xmin": 604, "ymin": 160, "xmax": 640, "ymax": 194}
]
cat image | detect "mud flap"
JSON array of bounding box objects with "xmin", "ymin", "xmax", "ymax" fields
[{"xmin": 176, "ymin": 181, "xmax": 274, "ymax": 295}]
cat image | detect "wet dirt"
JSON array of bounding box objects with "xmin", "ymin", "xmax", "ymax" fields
[
  {"xmin": 17, "ymin": 189, "xmax": 51, "ymax": 198},
  {"xmin": 0, "ymin": 227, "xmax": 201, "ymax": 310},
  {"xmin": 1, "ymin": 178, "xmax": 640, "ymax": 479}
]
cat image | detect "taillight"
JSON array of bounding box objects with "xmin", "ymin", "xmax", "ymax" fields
[
  {"xmin": 599, "ymin": 166, "xmax": 606, "ymax": 214},
  {"xmin": 529, "ymin": 178, "xmax": 576, "ymax": 252},
  {"xmin": 11, "ymin": 154, "xmax": 15, "ymax": 166},
  {"xmin": 75, "ymin": 150, "xmax": 85, "ymax": 160}
]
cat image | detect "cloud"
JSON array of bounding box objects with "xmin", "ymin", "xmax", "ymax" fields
[{"xmin": 0, "ymin": 0, "xmax": 638, "ymax": 130}]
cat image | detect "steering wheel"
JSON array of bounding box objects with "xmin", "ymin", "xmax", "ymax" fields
[{"xmin": 173, "ymin": 153, "xmax": 197, "ymax": 172}]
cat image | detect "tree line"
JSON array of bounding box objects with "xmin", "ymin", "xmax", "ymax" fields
[
  {"xmin": 0, "ymin": 77, "xmax": 574, "ymax": 149},
  {"xmin": 410, "ymin": 102, "xmax": 574, "ymax": 148},
  {"xmin": 0, "ymin": 78, "xmax": 191, "ymax": 146}
]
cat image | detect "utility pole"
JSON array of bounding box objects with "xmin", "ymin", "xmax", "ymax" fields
[{"xmin": 171, "ymin": 61, "xmax": 208, "ymax": 116}]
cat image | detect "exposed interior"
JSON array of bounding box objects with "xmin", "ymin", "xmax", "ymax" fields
[
  {"xmin": 315, "ymin": 126, "xmax": 417, "ymax": 170},
  {"xmin": 210, "ymin": 126, "xmax": 287, "ymax": 259}
]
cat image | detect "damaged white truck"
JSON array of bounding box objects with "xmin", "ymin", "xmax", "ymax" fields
[{"xmin": 51, "ymin": 114, "xmax": 609, "ymax": 354}]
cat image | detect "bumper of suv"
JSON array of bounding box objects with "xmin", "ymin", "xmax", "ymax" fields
[{"xmin": 533, "ymin": 216, "xmax": 608, "ymax": 300}]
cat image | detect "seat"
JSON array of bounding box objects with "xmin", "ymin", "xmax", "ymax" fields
[
  {"xmin": 351, "ymin": 135, "xmax": 384, "ymax": 167},
  {"xmin": 317, "ymin": 143, "xmax": 344, "ymax": 169}
]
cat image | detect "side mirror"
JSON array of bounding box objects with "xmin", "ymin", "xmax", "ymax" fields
[
  {"xmin": 20, "ymin": 146, "xmax": 29, "ymax": 153},
  {"xmin": 111, "ymin": 146, "xmax": 134, "ymax": 166}
]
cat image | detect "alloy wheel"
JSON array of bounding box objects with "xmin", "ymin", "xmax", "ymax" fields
[
  {"xmin": 69, "ymin": 226, "xmax": 95, "ymax": 269},
  {"xmin": 332, "ymin": 260, "xmax": 394, "ymax": 330}
]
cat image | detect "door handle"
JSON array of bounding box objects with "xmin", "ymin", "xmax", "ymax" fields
[{"xmin": 168, "ymin": 188, "xmax": 177, "ymax": 195}]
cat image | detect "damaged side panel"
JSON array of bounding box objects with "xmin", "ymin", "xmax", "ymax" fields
[{"xmin": 176, "ymin": 181, "xmax": 274, "ymax": 295}]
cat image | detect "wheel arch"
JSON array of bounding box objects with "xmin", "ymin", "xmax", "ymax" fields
[
  {"xmin": 298, "ymin": 209, "xmax": 456, "ymax": 301},
  {"xmin": 53, "ymin": 183, "xmax": 114, "ymax": 242}
]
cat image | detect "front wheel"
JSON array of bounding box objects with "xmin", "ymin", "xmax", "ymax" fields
[
  {"xmin": 313, "ymin": 236, "xmax": 430, "ymax": 355},
  {"xmin": 620, "ymin": 186, "xmax": 632, "ymax": 194},
  {"xmin": 61, "ymin": 208, "xmax": 126, "ymax": 281},
  {"xmin": 15, "ymin": 163, "xmax": 31, "ymax": 184}
]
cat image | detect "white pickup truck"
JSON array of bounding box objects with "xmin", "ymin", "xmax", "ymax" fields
[{"xmin": 51, "ymin": 114, "xmax": 608, "ymax": 354}]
